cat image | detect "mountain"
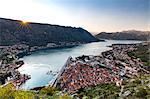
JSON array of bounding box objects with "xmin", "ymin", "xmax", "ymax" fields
[
  {"xmin": 0, "ymin": 18, "xmax": 99, "ymax": 46},
  {"xmin": 95, "ymin": 30, "xmax": 150, "ymax": 41}
]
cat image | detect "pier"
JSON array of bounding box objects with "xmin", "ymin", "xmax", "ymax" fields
[{"xmin": 51, "ymin": 56, "xmax": 72, "ymax": 87}]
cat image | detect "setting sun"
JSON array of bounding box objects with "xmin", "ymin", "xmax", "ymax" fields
[{"xmin": 22, "ymin": 21, "xmax": 28, "ymax": 24}]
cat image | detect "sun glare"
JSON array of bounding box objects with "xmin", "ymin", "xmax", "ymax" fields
[
  {"xmin": 22, "ymin": 21, "xmax": 28, "ymax": 24},
  {"xmin": 20, "ymin": 20, "xmax": 29, "ymax": 26}
]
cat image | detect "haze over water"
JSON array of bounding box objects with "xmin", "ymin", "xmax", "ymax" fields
[{"xmin": 18, "ymin": 40, "xmax": 141, "ymax": 89}]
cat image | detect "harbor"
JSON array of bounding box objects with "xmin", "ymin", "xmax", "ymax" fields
[{"xmin": 18, "ymin": 40, "xmax": 141, "ymax": 89}]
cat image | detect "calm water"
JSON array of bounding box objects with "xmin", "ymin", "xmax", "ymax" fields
[{"xmin": 18, "ymin": 40, "xmax": 141, "ymax": 89}]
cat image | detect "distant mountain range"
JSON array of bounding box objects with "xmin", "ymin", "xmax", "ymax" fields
[
  {"xmin": 95, "ymin": 30, "xmax": 150, "ymax": 41},
  {"xmin": 0, "ymin": 18, "xmax": 99, "ymax": 46}
]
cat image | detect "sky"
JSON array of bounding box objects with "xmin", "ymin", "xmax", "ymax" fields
[{"xmin": 0, "ymin": 0, "xmax": 149, "ymax": 33}]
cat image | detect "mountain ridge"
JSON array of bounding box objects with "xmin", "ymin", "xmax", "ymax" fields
[
  {"xmin": 0, "ymin": 17, "xmax": 99, "ymax": 46},
  {"xmin": 95, "ymin": 30, "xmax": 150, "ymax": 40}
]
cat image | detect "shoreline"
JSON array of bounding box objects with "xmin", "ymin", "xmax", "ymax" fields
[
  {"xmin": 0, "ymin": 41, "xmax": 100, "ymax": 88},
  {"xmin": 0, "ymin": 40, "xmax": 146, "ymax": 91},
  {"xmin": 17, "ymin": 44, "xmax": 81, "ymax": 58},
  {"xmin": 0, "ymin": 52, "xmax": 31, "ymax": 87}
]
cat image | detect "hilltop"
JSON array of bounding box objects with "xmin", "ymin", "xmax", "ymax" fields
[{"xmin": 95, "ymin": 30, "xmax": 150, "ymax": 41}]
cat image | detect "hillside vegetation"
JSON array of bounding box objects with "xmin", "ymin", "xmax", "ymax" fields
[
  {"xmin": 0, "ymin": 18, "xmax": 98, "ymax": 46},
  {"xmin": 0, "ymin": 83, "xmax": 71, "ymax": 99}
]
